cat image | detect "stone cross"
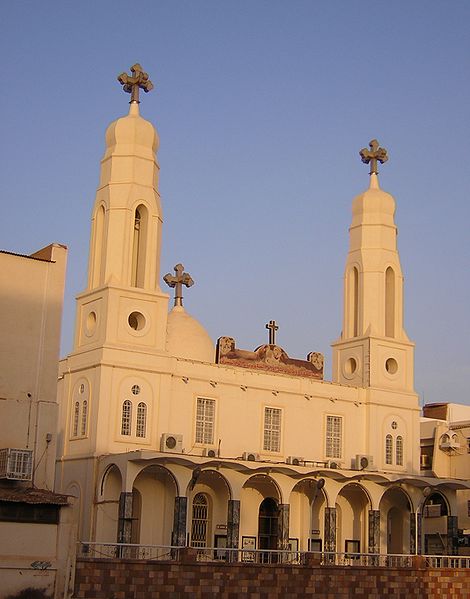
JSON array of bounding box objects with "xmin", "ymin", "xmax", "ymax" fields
[
  {"xmin": 118, "ymin": 63, "xmax": 154, "ymax": 104},
  {"xmin": 163, "ymin": 264, "xmax": 194, "ymax": 307},
  {"xmin": 266, "ymin": 320, "xmax": 279, "ymax": 345},
  {"xmin": 359, "ymin": 139, "xmax": 388, "ymax": 175}
]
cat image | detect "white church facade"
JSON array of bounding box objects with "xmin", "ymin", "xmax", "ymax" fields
[{"xmin": 55, "ymin": 64, "xmax": 466, "ymax": 558}]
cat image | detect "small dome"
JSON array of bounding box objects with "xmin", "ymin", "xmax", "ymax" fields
[
  {"xmin": 166, "ymin": 306, "xmax": 214, "ymax": 363},
  {"xmin": 104, "ymin": 103, "xmax": 159, "ymax": 159},
  {"xmin": 351, "ymin": 173, "xmax": 396, "ymax": 227}
]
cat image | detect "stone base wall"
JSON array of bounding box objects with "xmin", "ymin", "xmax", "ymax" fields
[{"xmin": 74, "ymin": 557, "xmax": 470, "ymax": 598}]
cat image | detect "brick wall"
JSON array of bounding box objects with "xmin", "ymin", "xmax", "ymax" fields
[{"xmin": 73, "ymin": 557, "xmax": 470, "ymax": 598}]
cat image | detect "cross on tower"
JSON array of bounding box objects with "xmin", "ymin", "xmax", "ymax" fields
[
  {"xmin": 266, "ymin": 320, "xmax": 279, "ymax": 345},
  {"xmin": 118, "ymin": 63, "xmax": 154, "ymax": 104},
  {"xmin": 163, "ymin": 264, "xmax": 194, "ymax": 307},
  {"xmin": 359, "ymin": 139, "xmax": 388, "ymax": 175}
]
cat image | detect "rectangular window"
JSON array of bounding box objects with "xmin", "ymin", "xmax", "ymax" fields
[
  {"xmin": 195, "ymin": 398, "xmax": 216, "ymax": 444},
  {"xmin": 326, "ymin": 415, "xmax": 342, "ymax": 459},
  {"xmin": 263, "ymin": 407, "xmax": 281, "ymax": 452}
]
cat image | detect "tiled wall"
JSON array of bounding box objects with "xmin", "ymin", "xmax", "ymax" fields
[{"xmin": 74, "ymin": 557, "xmax": 470, "ymax": 598}]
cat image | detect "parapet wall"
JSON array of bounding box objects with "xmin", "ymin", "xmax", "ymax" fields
[{"xmin": 74, "ymin": 557, "xmax": 470, "ymax": 598}]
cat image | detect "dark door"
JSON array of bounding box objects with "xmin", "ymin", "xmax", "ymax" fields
[{"xmin": 258, "ymin": 497, "xmax": 279, "ymax": 560}]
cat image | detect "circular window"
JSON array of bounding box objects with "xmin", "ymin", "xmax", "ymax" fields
[
  {"xmin": 128, "ymin": 311, "xmax": 146, "ymax": 331},
  {"xmin": 344, "ymin": 357, "xmax": 358, "ymax": 376},
  {"xmin": 131, "ymin": 385, "xmax": 140, "ymax": 395},
  {"xmin": 79, "ymin": 384, "xmax": 85, "ymax": 394},
  {"xmin": 385, "ymin": 358, "xmax": 398, "ymax": 375},
  {"xmin": 391, "ymin": 421, "xmax": 398, "ymax": 430},
  {"xmin": 86, "ymin": 311, "xmax": 97, "ymax": 336}
]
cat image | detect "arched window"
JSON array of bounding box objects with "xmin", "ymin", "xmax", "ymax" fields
[
  {"xmin": 353, "ymin": 267, "xmax": 359, "ymax": 337},
  {"xmin": 73, "ymin": 402, "xmax": 80, "ymax": 437},
  {"xmin": 91, "ymin": 205, "xmax": 105, "ymax": 287},
  {"xmin": 191, "ymin": 493, "xmax": 210, "ymax": 548},
  {"xmin": 131, "ymin": 205, "xmax": 147, "ymax": 288},
  {"xmin": 81, "ymin": 400, "xmax": 88, "ymax": 437},
  {"xmin": 396, "ymin": 436, "xmax": 403, "ymax": 466},
  {"xmin": 121, "ymin": 400, "xmax": 132, "ymax": 436},
  {"xmin": 385, "ymin": 434, "xmax": 393, "ymax": 465},
  {"xmin": 385, "ymin": 267, "xmax": 395, "ymax": 338},
  {"xmin": 136, "ymin": 402, "xmax": 147, "ymax": 438}
]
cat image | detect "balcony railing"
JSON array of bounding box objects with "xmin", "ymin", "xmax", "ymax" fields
[{"xmin": 77, "ymin": 542, "xmax": 470, "ymax": 568}]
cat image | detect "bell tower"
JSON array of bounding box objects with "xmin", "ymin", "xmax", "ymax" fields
[
  {"xmin": 73, "ymin": 64, "xmax": 169, "ymax": 355},
  {"xmin": 332, "ymin": 140, "xmax": 415, "ymax": 392}
]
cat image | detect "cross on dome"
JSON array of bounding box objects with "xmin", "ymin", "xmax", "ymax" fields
[
  {"xmin": 164, "ymin": 264, "xmax": 194, "ymax": 307},
  {"xmin": 266, "ymin": 320, "xmax": 279, "ymax": 345},
  {"xmin": 359, "ymin": 139, "xmax": 388, "ymax": 175},
  {"xmin": 117, "ymin": 63, "xmax": 154, "ymax": 104}
]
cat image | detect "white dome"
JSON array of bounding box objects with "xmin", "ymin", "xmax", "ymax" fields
[
  {"xmin": 166, "ymin": 306, "xmax": 214, "ymax": 363},
  {"xmin": 104, "ymin": 103, "xmax": 159, "ymax": 159}
]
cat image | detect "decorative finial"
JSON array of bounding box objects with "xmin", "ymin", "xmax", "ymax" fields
[
  {"xmin": 163, "ymin": 264, "xmax": 194, "ymax": 307},
  {"xmin": 359, "ymin": 139, "xmax": 388, "ymax": 175},
  {"xmin": 118, "ymin": 63, "xmax": 154, "ymax": 104},
  {"xmin": 265, "ymin": 320, "xmax": 279, "ymax": 345}
]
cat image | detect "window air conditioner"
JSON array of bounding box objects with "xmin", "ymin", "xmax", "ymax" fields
[
  {"xmin": 354, "ymin": 454, "xmax": 377, "ymax": 471},
  {"xmin": 326, "ymin": 460, "xmax": 342, "ymax": 469},
  {"xmin": 0, "ymin": 448, "xmax": 33, "ymax": 481},
  {"xmin": 202, "ymin": 448, "xmax": 217, "ymax": 458},
  {"xmin": 160, "ymin": 433, "xmax": 183, "ymax": 453},
  {"xmin": 286, "ymin": 456, "xmax": 305, "ymax": 466},
  {"xmin": 242, "ymin": 451, "xmax": 260, "ymax": 462}
]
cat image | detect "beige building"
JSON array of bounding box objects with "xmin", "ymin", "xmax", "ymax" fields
[
  {"xmin": 0, "ymin": 244, "xmax": 76, "ymax": 599},
  {"xmin": 55, "ymin": 67, "xmax": 467, "ymax": 560},
  {"xmin": 420, "ymin": 403, "xmax": 470, "ymax": 550}
]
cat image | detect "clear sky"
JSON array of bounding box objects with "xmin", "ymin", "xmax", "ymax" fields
[{"xmin": 1, "ymin": 1, "xmax": 469, "ymax": 406}]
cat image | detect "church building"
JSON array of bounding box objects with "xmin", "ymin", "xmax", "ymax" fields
[{"xmin": 55, "ymin": 64, "xmax": 466, "ymax": 559}]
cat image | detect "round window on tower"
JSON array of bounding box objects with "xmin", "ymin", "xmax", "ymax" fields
[
  {"xmin": 385, "ymin": 358, "xmax": 398, "ymax": 375},
  {"xmin": 128, "ymin": 311, "xmax": 146, "ymax": 331},
  {"xmin": 85, "ymin": 311, "xmax": 97, "ymax": 336},
  {"xmin": 344, "ymin": 357, "xmax": 358, "ymax": 376},
  {"xmin": 131, "ymin": 385, "xmax": 140, "ymax": 395}
]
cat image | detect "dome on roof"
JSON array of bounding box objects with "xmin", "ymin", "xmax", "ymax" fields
[
  {"xmin": 166, "ymin": 306, "xmax": 214, "ymax": 363},
  {"xmin": 104, "ymin": 103, "xmax": 159, "ymax": 159},
  {"xmin": 351, "ymin": 173, "xmax": 396, "ymax": 226}
]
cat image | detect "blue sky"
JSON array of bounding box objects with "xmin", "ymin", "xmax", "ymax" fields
[{"xmin": 1, "ymin": 1, "xmax": 469, "ymax": 405}]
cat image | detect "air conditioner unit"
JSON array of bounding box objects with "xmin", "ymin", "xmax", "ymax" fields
[
  {"xmin": 160, "ymin": 433, "xmax": 183, "ymax": 453},
  {"xmin": 0, "ymin": 448, "xmax": 33, "ymax": 481},
  {"xmin": 242, "ymin": 451, "xmax": 260, "ymax": 462},
  {"xmin": 326, "ymin": 460, "xmax": 342, "ymax": 469},
  {"xmin": 354, "ymin": 454, "xmax": 376, "ymax": 471},
  {"xmin": 202, "ymin": 448, "xmax": 217, "ymax": 458},
  {"xmin": 286, "ymin": 456, "xmax": 304, "ymax": 466}
]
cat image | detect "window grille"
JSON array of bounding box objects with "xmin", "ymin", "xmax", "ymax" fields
[
  {"xmin": 195, "ymin": 398, "xmax": 215, "ymax": 444},
  {"xmin": 136, "ymin": 402, "xmax": 147, "ymax": 438},
  {"xmin": 263, "ymin": 407, "xmax": 281, "ymax": 452},
  {"xmin": 0, "ymin": 449, "xmax": 33, "ymax": 481},
  {"xmin": 73, "ymin": 402, "xmax": 80, "ymax": 437},
  {"xmin": 326, "ymin": 415, "xmax": 342, "ymax": 459},
  {"xmin": 396, "ymin": 435, "xmax": 403, "ymax": 465},
  {"xmin": 80, "ymin": 400, "xmax": 88, "ymax": 437},
  {"xmin": 121, "ymin": 400, "xmax": 132, "ymax": 436},
  {"xmin": 191, "ymin": 493, "xmax": 209, "ymax": 548},
  {"xmin": 385, "ymin": 434, "xmax": 393, "ymax": 465}
]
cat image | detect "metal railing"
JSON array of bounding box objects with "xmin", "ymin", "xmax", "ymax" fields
[{"xmin": 77, "ymin": 542, "xmax": 470, "ymax": 568}]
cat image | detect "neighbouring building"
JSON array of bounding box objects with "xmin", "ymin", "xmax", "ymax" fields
[
  {"xmin": 421, "ymin": 402, "xmax": 470, "ymax": 552},
  {"xmin": 55, "ymin": 64, "xmax": 469, "ymax": 563},
  {"xmin": 0, "ymin": 244, "xmax": 76, "ymax": 599}
]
